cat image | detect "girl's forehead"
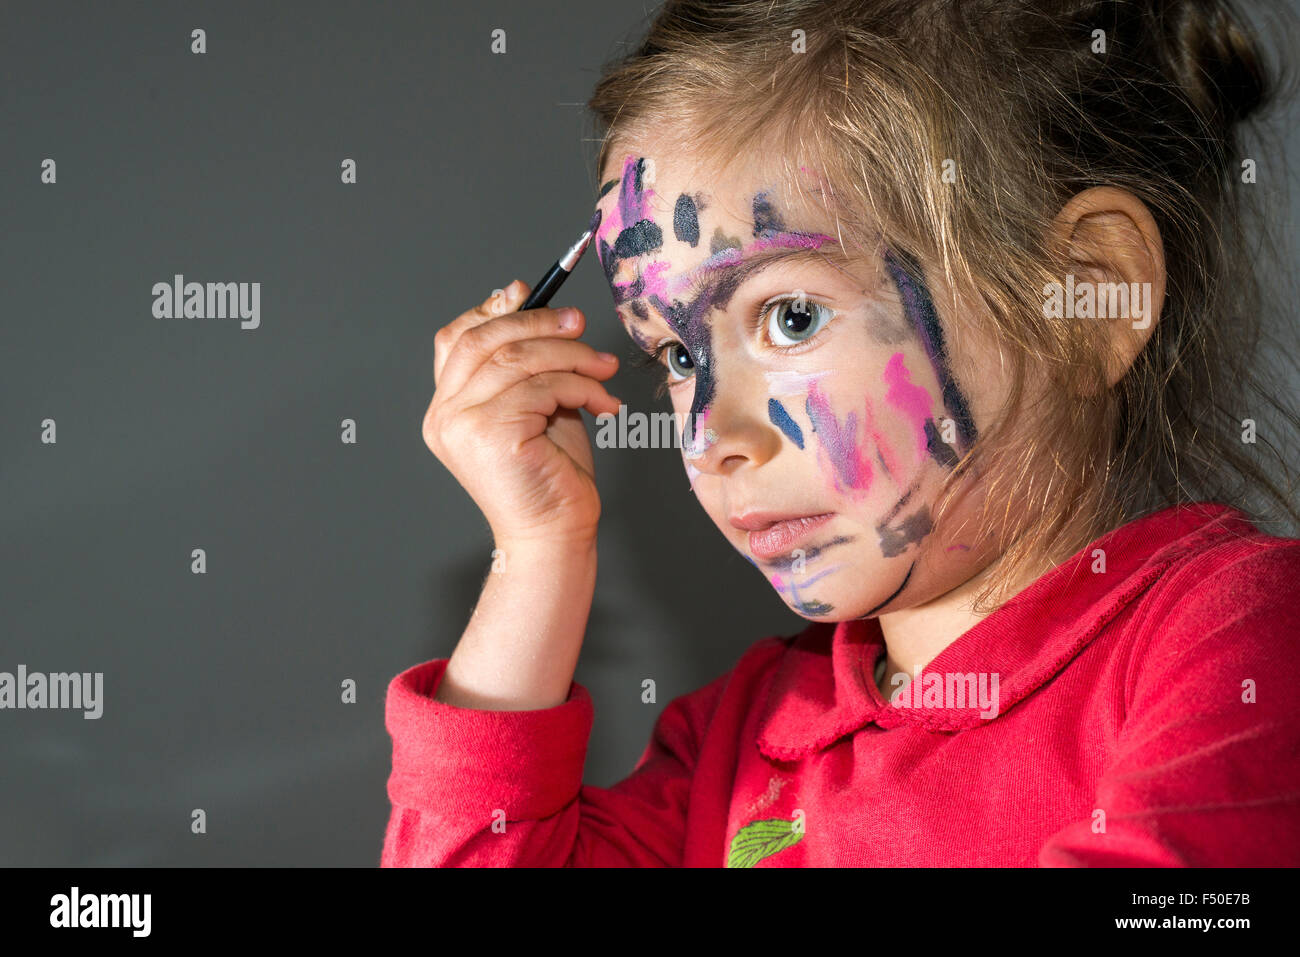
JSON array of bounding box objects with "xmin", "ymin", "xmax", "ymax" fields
[
  {"xmin": 597, "ymin": 151, "xmax": 816, "ymax": 222},
  {"xmin": 594, "ymin": 150, "xmax": 848, "ymax": 331},
  {"xmin": 594, "ymin": 152, "xmax": 834, "ymax": 274}
]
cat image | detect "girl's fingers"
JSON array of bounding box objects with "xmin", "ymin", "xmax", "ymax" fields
[
  {"xmin": 437, "ymin": 305, "xmax": 589, "ymax": 396},
  {"xmin": 433, "ymin": 281, "xmax": 530, "ymax": 385},
  {"xmin": 454, "ymin": 337, "xmax": 620, "ymax": 409},
  {"xmin": 473, "ymin": 371, "xmax": 623, "ymax": 437}
]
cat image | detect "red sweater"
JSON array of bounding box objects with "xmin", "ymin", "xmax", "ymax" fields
[{"xmin": 381, "ymin": 502, "xmax": 1300, "ymax": 866}]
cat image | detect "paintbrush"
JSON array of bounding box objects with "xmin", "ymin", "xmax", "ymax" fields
[{"xmin": 518, "ymin": 209, "xmax": 603, "ymax": 311}]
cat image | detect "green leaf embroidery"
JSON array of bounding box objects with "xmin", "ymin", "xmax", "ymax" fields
[{"xmin": 726, "ymin": 817, "xmax": 803, "ymax": 868}]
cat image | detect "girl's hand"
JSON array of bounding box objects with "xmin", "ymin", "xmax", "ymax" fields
[{"xmin": 422, "ymin": 280, "xmax": 621, "ymax": 549}]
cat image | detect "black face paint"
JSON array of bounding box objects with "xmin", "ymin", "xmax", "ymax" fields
[
  {"xmin": 877, "ymin": 507, "xmax": 933, "ymax": 558},
  {"xmin": 613, "ymin": 219, "xmax": 664, "ymax": 259},
  {"xmin": 649, "ymin": 287, "xmax": 717, "ymax": 439},
  {"xmin": 710, "ymin": 226, "xmax": 742, "ymax": 255},
  {"xmin": 873, "ymin": 479, "xmax": 934, "ymax": 559},
  {"xmin": 923, "ymin": 419, "xmax": 960, "ymax": 468},
  {"xmin": 757, "ymin": 534, "xmax": 855, "ymax": 572},
  {"xmin": 793, "ymin": 599, "xmax": 834, "ymax": 616},
  {"xmin": 673, "ymin": 193, "xmax": 700, "ymax": 247},
  {"xmin": 752, "ymin": 190, "xmax": 785, "ymax": 238},
  {"xmin": 858, "ymin": 560, "xmax": 916, "ymax": 617}
]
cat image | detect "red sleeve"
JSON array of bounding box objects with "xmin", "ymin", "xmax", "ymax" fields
[
  {"xmin": 1039, "ymin": 540, "xmax": 1300, "ymax": 866},
  {"xmin": 380, "ymin": 657, "xmax": 729, "ymax": 867}
]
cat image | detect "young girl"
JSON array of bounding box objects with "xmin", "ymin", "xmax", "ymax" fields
[{"xmin": 383, "ymin": 0, "xmax": 1300, "ymax": 866}]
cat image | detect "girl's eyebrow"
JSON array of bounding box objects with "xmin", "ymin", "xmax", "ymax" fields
[
  {"xmin": 617, "ymin": 242, "xmax": 855, "ymax": 332},
  {"xmin": 672, "ymin": 242, "xmax": 850, "ymax": 305}
]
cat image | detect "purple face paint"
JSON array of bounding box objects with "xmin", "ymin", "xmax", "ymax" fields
[
  {"xmin": 773, "ymin": 564, "xmax": 842, "ymax": 592},
  {"xmin": 804, "ymin": 380, "xmax": 873, "ymax": 493},
  {"xmin": 596, "ymin": 155, "xmax": 663, "ymax": 301},
  {"xmin": 781, "ymin": 565, "xmax": 834, "ymax": 616}
]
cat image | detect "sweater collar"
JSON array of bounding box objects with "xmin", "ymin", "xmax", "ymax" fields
[{"xmin": 756, "ymin": 502, "xmax": 1254, "ymax": 761}]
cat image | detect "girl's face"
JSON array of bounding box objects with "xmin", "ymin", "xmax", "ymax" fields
[{"xmin": 594, "ymin": 146, "xmax": 1012, "ymax": 620}]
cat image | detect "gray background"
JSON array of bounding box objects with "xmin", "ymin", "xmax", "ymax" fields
[{"xmin": 1, "ymin": 1, "xmax": 1295, "ymax": 866}]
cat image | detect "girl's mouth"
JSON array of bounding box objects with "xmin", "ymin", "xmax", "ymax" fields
[{"xmin": 746, "ymin": 513, "xmax": 836, "ymax": 559}]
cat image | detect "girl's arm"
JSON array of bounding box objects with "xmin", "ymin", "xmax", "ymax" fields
[
  {"xmin": 380, "ymin": 651, "xmax": 735, "ymax": 867},
  {"xmin": 385, "ymin": 280, "xmax": 720, "ymax": 866}
]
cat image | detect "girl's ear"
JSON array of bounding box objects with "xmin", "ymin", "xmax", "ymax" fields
[{"xmin": 1048, "ymin": 186, "xmax": 1167, "ymax": 391}]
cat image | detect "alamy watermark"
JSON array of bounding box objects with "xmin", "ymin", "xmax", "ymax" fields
[
  {"xmin": 595, "ymin": 405, "xmax": 711, "ymax": 455},
  {"xmin": 1043, "ymin": 274, "xmax": 1151, "ymax": 329},
  {"xmin": 50, "ymin": 887, "xmax": 150, "ymax": 937},
  {"xmin": 1, "ymin": 665, "xmax": 103, "ymax": 718},
  {"xmin": 889, "ymin": 668, "xmax": 1001, "ymax": 719},
  {"xmin": 152, "ymin": 274, "xmax": 260, "ymax": 329}
]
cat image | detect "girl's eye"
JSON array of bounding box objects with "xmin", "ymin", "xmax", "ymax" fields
[
  {"xmin": 664, "ymin": 342, "xmax": 695, "ymax": 381},
  {"xmin": 763, "ymin": 297, "xmax": 834, "ymax": 346}
]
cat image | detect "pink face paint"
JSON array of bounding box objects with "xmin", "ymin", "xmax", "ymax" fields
[
  {"xmin": 883, "ymin": 351, "xmax": 934, "ymax": 464},
  {"xmin": 859, "ymin": 394, "xmax": 902, "ymax": 480}
]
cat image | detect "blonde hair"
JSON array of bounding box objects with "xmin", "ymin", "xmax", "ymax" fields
[{"xmin": 587, "ymin": 0, "xmax": 1300, "ymax": 611}]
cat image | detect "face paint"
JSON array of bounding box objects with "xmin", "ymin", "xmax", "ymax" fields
[
  {"xmin": 767, "ymin": 398, "xmax": 804, "ymax": 449},
  {"xmin": 683, "ymin": 426, "xmax": 718, "ymax": 459},
  {"xmin": 883, "ymin": 248, "xmax": 978, "ymax": 454},
  {"xmin": 883, "ymin": 351, "xmax": 933, "ymax": 464},
  {"xmin": 859, "ymin": 393, "xmax": 901, "ymax": 481},
  {"xmin": 857, "ymin": 560, "xmax": 917, "ymax": 618},
  {"xmin": 764, "ymin": 369, "xmax": 829, "ymax": 394},
  {"xmin": 757, "ymin": 535, "xmax": 855, "ymax": 573},
  {"xmin": 877, "ymin": 507, "xmax": 934, "ymax": 557},
  {"xmin": 673, "ymin": 193, "xmax": 701, "ymax": 247},
  {"xmin": 772, "ymin": 565, "xmax": 835, "ymax": 616},
  {"xmin": 594, "ymin": 152, "xmax": 997, "ymax": 624},
  {"xmin": 873, "ymin": 479, "xmax": 931, "ymax": 559},
  {"xmin": 804, "ymin": 379, "xmax": 874, "ymax": 494},
  {"xmin": 598, "ymin": 154, "xmax": 837, "ymax": 444},
  {"xmin": 752, "ymin": 190, "xmax": 785, "ymax": 238}
]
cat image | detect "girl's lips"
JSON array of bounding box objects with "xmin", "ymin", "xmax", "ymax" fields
[{"xmin": 748, "ymin": 513, "xmax": 835, "ymax": 560}]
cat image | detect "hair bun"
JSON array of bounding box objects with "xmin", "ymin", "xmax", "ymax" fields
[{"xmin": 1157, "ymin": 0, "xmax": 1272, "ymax": 128}]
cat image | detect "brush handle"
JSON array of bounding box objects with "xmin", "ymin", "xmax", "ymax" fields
[{"xmin": 518, "ymin": 261, "xmax": 567, "ymax": 311}]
